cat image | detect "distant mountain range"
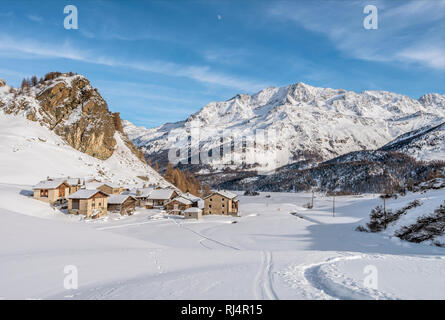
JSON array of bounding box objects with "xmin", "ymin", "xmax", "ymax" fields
[{"xmin": 123, "ymin": 82, "xmax": 445, "ymax": 192}]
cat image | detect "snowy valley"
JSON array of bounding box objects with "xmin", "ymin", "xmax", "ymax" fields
[{"xmin": 0, "ymin": 73, "xmax": 444, "ymax": 300}]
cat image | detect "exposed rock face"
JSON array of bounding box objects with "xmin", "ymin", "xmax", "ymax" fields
[
  {"xmin": 0, "ymin": 78, "xmax": 6, "ymax": 87},
  {"xmin": 35, "ymin": 76, "xmax": 116, "ymax": 159},
  {"xmin": 0, "ymin": 72, "xmax": 145, "ymax": 162}
]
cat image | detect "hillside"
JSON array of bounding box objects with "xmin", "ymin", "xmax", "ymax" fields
[{"xmin": 0, "ymin": 74, "xmax": 168, "ymax": 187}]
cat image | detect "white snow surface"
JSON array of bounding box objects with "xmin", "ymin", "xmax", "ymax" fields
[
  {"xmin": 1, "ymin": 183, "xmax": 444, "ymax": 300},
  {"xmin": 0, "ymin": 112, "xmax": 169, "ymax": 187}
]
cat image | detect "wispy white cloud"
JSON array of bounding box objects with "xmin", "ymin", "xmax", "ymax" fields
[
  {"xmin": 0, "ymin": 36, "xmax": 267, "ymax": 92},
  {"xmin": 266, "ymin": 0, "xmax": 445, "ymax": 70},
  {"xmin": 27, "ymin": 14, "xmax": 43, "ymax": 23}
]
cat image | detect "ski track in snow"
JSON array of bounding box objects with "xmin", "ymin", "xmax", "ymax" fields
[
  {"xmin": 170, "ymin": 218, "xmax": 241, "ymax": 251},
  {"xmin": 282, "ymin": 253, "xmax": 396, "ymax": 300},
  {"xmin": 253, "ymin": 251, "xmax": 278, "ymax": 300}
]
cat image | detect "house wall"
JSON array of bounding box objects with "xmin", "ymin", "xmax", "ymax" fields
[
  {"xmin": 204, "ymin": 193, "xmax": 238, "ymax": 215},
  {"xmin": 98, "ymin": 185, "xmax": 113, "ymax": 195},
  {"xmin": 185, "ymin": 211, "xmax": 202, "ymax": 219},
  {"xmin": 68, "ymin": 195, "xmax": 108, "ymax": 218},
  {"xmin": 108, "ymin": 199, "xmax": 136, "ymax": 215},
  {"xmin": 165, "ymin": 200, "xmax": 191, "ymax": 214},
  {"xmin": 34, "ymin": 187, "xmax": 69, "ymax": 204}
]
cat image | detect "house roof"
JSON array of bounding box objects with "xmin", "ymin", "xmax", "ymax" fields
[
  {"xmin": 183, "ymin": 192, "xmax": 203, "ymax": 202},
  {"xmin": 148, "ymin": 189, "xmax": 176, "ymax": 200},
  {"xmin": 33, "ymin": 178, "xmax": 68, "ymax": 190},
  {"xmin": 184, "ymin": 207, "xmax": 202, "ymax": 213},
  {"xmin": 168, "ymin": 196, "xmax": 193, "ymax": 205},
  {"xmin": 108, "ymin": 194, "xmax": 135, "ymax": 205},
  {"xmin": 204, "ymin": 190, "xmax": 237, "ymax": 200},
  {"xmin": 68, "ymin": 189, "xmax": 108, "ymax": 199}
]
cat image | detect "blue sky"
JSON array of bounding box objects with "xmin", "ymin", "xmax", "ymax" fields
[{"xmin": 0, "ymin": 0, "xmax": 444, "ymax": 127}]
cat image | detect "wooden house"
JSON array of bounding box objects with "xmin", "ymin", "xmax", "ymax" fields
[
  {"xmin": 33, "ymin": 179, "xmax": 71, "ymax": 204},
  {"xmin": 165, "ymin": 196, "xmax": 193, "ymax": 215},
  {"xmin": 107, "ymin": 194, "xmax": 136, "ymax": 215},
  {"xmin": 146, "ymin": 189, "xmax": 178, "ymax": 208},
  {"xmin": 203, "ymin": 191, "xmax": 239, "ymax": 216},
  {"xmin": 97, "ymin": 183, "xmax": 124, "ymax": 195},
  {"xmin": 122, "ymin": 187, "xmax": 153, "ymax": 207},
  {"xmin": 184, "ymin": 207, "xmax": 202, "ymax": 220},
  {"xmin": 68, "ymin": 189, "xmax": 109, "ymax": 219},
  {"xmin": 183, "ymin": 192, "xmax": 204, "ymax": 209}
]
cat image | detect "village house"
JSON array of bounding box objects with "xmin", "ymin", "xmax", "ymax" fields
[
  {"xmin": 107, "ymin": 194, "xmax": 136, "ymax": 215},
  {"xmin": 65, "ymin": 178, "xmax": 84, "ymax": 194},
  {"xmin": 146, "ymin": 189, "xmax": 179, "ymax": 208},
  {"xmin": 33, "ymin": 178, "xmax": 71, "ymax": 204},
  {"xmin": 68, "ymin": 189, "xmax": 109, "ymax": 219},
  {"xmin": 122, "ymin": 187, "xmax": 153, "ymax": 207},
  {"xmin": 203, "ymin": 191, "xmax": 239, "ymax": 216},
  {"xmin": 183, "ymin": 192, "xmax": 204, "ymax": 209},
  {"xmin": 165, "ymin": 196, "xmax": 193, "ymax": 215},
  {"xmin": 184, "ymin": 207, "xmax": 202, "ymax": 220},
  {"xmin": 84, "ymin": 182, "xmax": 124, "ymax": 195},
  {"xmin": 97, "ymin": 183, "xmax": 124, "ymax": 195}
]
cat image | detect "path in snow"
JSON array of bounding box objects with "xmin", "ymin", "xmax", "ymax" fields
[{"xmin": 253, "ymin": 251, "xmax": 278, "ymax": 300}]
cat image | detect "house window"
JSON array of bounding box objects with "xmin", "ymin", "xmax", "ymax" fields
[
  {"xmin": 40, "ymin": 189, "xmax": 48, "ymax": 197},
  {"xmin": 72, "ymin": 199, "xmax": 80, "ymax": 210},
  {"xmin": 209, "ymin": 204, "xmax": 212, "ymax": 208},
  {"xmin": 222, "ymin": 198, "xmax": 225, "ymax": 201},
  {"xmin": 222, "ymin": 204, "xmax": 224, "ymax": 208},
  {"xmin": 210, "ymin": 198, "xmax": 212, "ymax": 201}
]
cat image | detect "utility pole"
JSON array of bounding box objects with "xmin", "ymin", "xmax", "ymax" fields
[
  {"xmin": 311, "ymin": 190, "xmax": 315, "ymax": 208},
  {"xmin": 332, "ymin": 194, "xmax": 335, "ymax": 217},
  {"xmin": 383, "ymin": 196, "xmax": 387, "ymax": 229}
]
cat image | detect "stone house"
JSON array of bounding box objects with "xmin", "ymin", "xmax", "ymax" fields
[
  {"xmin": 165, "ymin": 196, "xmax": 193, "ymax": 215},
  {"xmin": 122, "ymin": 187, "xmax": 153, "ymax": 207},
  {"xmin": 33, "ymin": 179, "xmax": 71, "ymax": 204},
  {"xmin": 184, "ymin": 207, "xmax": 202, "ymax": 220},
  {"xmin": 203, "ymin": 191, "xmax": 239, "ymax": 216},
  {"xmin": 97, "ymin": 183, "xmax": 124, "ymax": 195},
  {"xmin": 183, "ymin": 192, "xmax": 204, "ymax": 209},
  {"xmin": 146, "ymin": 189, "xmax": 178, "ymax": 208},
  {"xmin": 107, "ymin": 194, "xmax": 136, "ymax": 215},
  {"xmin": 68, "ymin": 189, "xmax": 109, "ymax": 218}
]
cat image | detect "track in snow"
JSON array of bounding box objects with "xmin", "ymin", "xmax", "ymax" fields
[
  {"xmin": 253, "ymin": 251, "xmax": 278, "ymax": 300},
  {"xmin": 282, "ymin": 253, "xmax": 395, "ymax": 300}
]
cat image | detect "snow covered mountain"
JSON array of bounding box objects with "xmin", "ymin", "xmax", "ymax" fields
[
  {"xmin": 123, "ymin": 82, "xmax": 445, "ymax": 173},
  {"xmin": 380, "ymin": 121, "xmax": 445, "ymax": 161},
  {"xmin": 0, "ymin": 73, "xmax": 169, "ymax": 187}
]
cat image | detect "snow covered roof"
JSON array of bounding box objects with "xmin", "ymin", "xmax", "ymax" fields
[
  {"xmin": 168, "ymin": 196, "xmax": 193, "ymax": 205},
  {"xmin": 148, "ymin": 189, "xmax": 176, "ymax": 200},
  {"xmin": 204, "ymin": 190, "xmax": 237, "ymax": 200},
  {"xmin": 108, "ymin": 194, "xmax": 135, "ymax": 205},
  {"xmin": 33, "ymin": 178, "xmax": 68, "ymax": 190},
  {"xmin": 184, "ymin": 207, "xmax": 202, "ymax": 213},
  {"xmin": 68, "ymin": 189, "xmax": 108, "ymax": 199},
  {"xmin": 183, "ymin": 192, "xmax": 203, "ymax": 202}
]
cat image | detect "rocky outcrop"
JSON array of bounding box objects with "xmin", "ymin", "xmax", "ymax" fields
[
  {"xmin": 0, "ymin": 78, "xmax": 6, "ymax": 87},
  {"xmin": 0, "ymin": 72, "xmax": 145, "ymax": 162}
]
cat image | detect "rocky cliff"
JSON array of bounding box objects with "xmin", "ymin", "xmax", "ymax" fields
[{"xmin": 0, "ymin": 72, "xmax": 145, "ymax": 162}]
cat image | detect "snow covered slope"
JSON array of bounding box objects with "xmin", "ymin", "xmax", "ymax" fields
[
  {"xmin": 380, "ymin": 121, "xmax": 445, "ymax": 161},
  {"xmin": 124, "ymin": 83, "xmax": 445, "ymax": 172},
  {"xmin": 0, "ymin": 112, "xmax": 168, "ymax": 186}
]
